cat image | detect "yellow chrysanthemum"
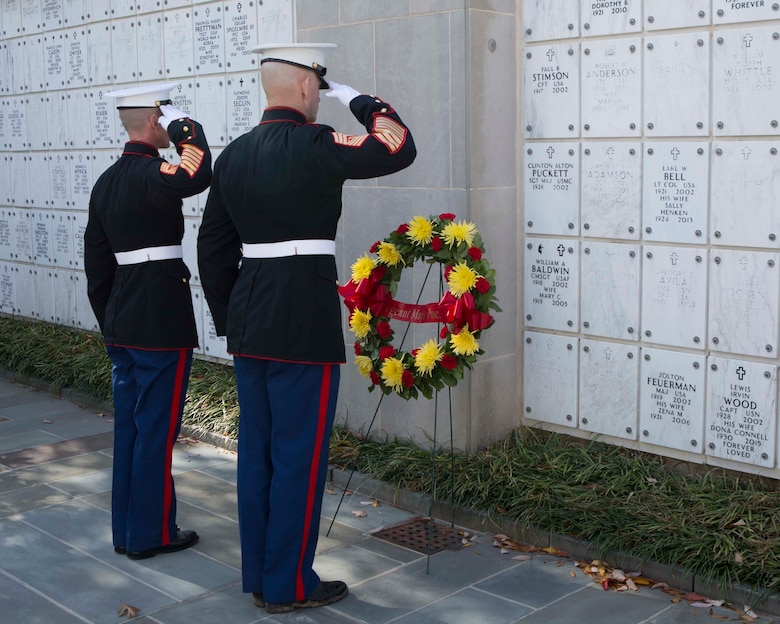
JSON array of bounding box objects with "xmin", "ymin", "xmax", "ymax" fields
[
  {"xmin": 450, "ymin": 327, "xmax": 480, "ymax": 356},
  {"xmin": 441, "ymin": 220, "xmax": 477, "ymax": 248},
  {"xmin": 376, "ymin": 242, "xmax": 403, "ymax": 266},
  {"xmin": 351, "ymin": 254, "xmax": 376, "ymax": 282},
  {"xmin": 407, "ymin": 216, "xmax": 434, "ymax": 246},
  {"xmin": 447, "ymin": 263, "xmax": 478, "ymax": 297},
  {"xmin": 354, "ymin": 355, "xmax": 374, "ymax": 379},
  {"xmin": 349, "ymin": 309, "xmax": 372, "ymax": 340},
  {"xmin": 414, "ymin": 339, "xmax": 443, "ymax": 376},
  {"xmin": 380, "ymin": 357, "xmax": 406, "ymax": 391}
]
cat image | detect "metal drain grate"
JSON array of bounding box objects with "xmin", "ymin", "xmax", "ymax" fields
[{"xmin": 371, "ymin": 518, "xmax": 464, "ymax": 555}]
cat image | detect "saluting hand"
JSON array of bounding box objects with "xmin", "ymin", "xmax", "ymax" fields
[
  {"xmin": 325, "ymin": 81, "xmax": 361, "ymax": 107},
  {"xmin": 158, "ymin": 104, "xmax": 190, "ymax": 130}
]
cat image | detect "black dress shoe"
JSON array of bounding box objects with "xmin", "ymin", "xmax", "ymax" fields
[
  {"xmin": 126, "ymin": 529, "xmax": 199, "ymax": 560},
  {"xmin": 265, "ymin": 581, "xmax": 348, "ymax": 614},
  {"xmin": 114, "ymin": 546, "xmax": 127, "ymax": 555},
  {"xmin": 252, "ymin": 593, "xmax": 265, "ymax": 608}
]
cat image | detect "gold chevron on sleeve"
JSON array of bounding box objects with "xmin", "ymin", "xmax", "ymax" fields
[
  {"xmin": 159, "ymin": 162, "xmax": 179, "ymax": 176},
  {"xmin": 179, "ymin": 145, "xmax": 206, "ymax": 177},
  {"xmin": 373, "ymin": 116, "xmax": 407, "ymax": 154},
  {"xmin": 332, "ymin": 131, "xmax": 370, "ymax": 148}
]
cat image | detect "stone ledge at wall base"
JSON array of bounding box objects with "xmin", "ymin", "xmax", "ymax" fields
[
  {"xmin": 328, "ymin": 468, "xmax": 780, "ymax": 619},
  {"xmin": 0, "ymin": 368, "xmax": 114, "ymax": 414}
]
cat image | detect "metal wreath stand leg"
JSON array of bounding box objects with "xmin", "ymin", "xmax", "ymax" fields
[{"xmin": 327, "ymin": 265, "xmax": 457, "ymax": 573}]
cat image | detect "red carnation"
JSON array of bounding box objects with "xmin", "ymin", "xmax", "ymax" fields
[
  {"xmin": 376, "ymin": 321, "xmax": 393, "ymax": 339},
  {"xmin": 396, "ymin": 223, "xmax": 410, "ymax": 234},
  {"xmin": 354, "ymin": 342, "xmax": 362, "ymax": 355},
  {"xmin": 431, "ymin": 236, "xmax": 443, "ymax": 252},
  {"xmin": 371, "ymin": 265, "xmax": 387, "ymax": 280},
  {"xmin": 379, "ymin": 345, "xmax": 396, "ymax": 360},
  {"xmin": 444, "ymin": 265, "xmax": 454, "ymax": 280},
  {"xmin": 402, "ymin": 369, "xmax": 414, "ymax": 388},
  {"xmin": 468, "ymin": 247, "xmax": 482, "ymax": 261},
  {"xmin": 370, "ymin": 241, "xmax": 381, "ymax": 253},
  {"xmin": 370, "ymin": 371, "xmax": 380, "ymax": 385},
  {"xmin": 440, "ymin": 326, "xmax": 450, "ymax": 339},
  {"xmin": 476, "ymin": 277, "xmax": 490, "ymax": 294},
  {"xmin": 441, "ymin": 354, "xmax": 458, "ymax": 370},
  {"xmin": 439, "ymin": 213, "xmax": 456, "ymax": 222}
]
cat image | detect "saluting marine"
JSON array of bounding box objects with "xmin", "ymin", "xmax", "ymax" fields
[
  {"xmin": 85, "ymin": 82, "xmax": 212, "ymax": 560},
  {"xmin": 198, "ymin": 44, "xmax": 416, "ymax": 613}
]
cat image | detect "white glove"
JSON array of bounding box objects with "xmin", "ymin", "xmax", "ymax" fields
[
  {"xmin": 325, "ymin": 81, "xmax": 361, "ymax": 107},
  {"xmin": 158, "ymin": 104, "xmax": 189, "ymax": 131}
]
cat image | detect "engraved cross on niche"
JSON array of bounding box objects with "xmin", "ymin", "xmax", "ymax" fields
[{"xmin": 737, "ymin": 366, "xmax": 746, "ymax": 380}]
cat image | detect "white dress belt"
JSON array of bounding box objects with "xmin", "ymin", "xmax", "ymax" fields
[
  {"xmin": 114, "ymin": 245, "xmax": 183, "ymax": 265},
  {"xmin": 242, "ymin": 239, "xmax": 336, "ymax": 258}
]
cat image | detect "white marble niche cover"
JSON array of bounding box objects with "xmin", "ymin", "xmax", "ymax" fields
[
  {"xmin": 137, "ymin": 14, "xmax": 166, "ymax": 81},
  {"xmin": 643, "ymin": 32, "xmax": 709, "ymax": 137},
  {"xmin": 580, "ymin": 241, "xmax": 640, "ymax": 341},
  {"xmin": 639, "ymin": 347, "xmax": 705, "ymax": 453},
  {"xmin": 710, "ymin": 141, "xmax": 780, "ymax": 249},
  {"xmin": 708, "ymin": 249, "xmax": 780, "ymax": 358},
  {"xmin": 87, "ymin": 22, "xmax": 113, "ymax": 85},
  {"xmin": 164, "ymin": 9, "xmax": 195, "ymax": 78},
  {"xmin": 524, "ymin": 237, "xmax": 579, "ymax": 332},
  {"xmin": 523, "ymin": 142, "xmax": 580, "ymax": 236},
  {"xmin": 581, "ymin": 0, "xmax": 641, "ymax": 36},
  {"xmin": 523, "ymin": 0, "xmax": 580, "ymax": 42},
  {"xmin": 53, "ymin": 270, "xmax": 77, "ymax": 328},
  {"xmin": 713, "ymin": 0, "xmax": 779, "ymax": 24},
  {"xmin": 74, "ymin": 272, "xmax": 99, "ymax": 332},
  {"xmin": 0, "ymin": 263, "xmax": 14, "ymax": 315},
  {"xmin": 227, "ymin": 73, "xmax": 261, "ymax": 141},
  {"xmin": 523, "ymin": 42, "xmax": 580, "ymax": 139},
  {"xmin": 581, "ymin": 38, "xmax": 642, "ymax": 137},
  {"xmin": 705, "ymin": 356, "xmax": 776, "ymax": 468},
  {"xmin": 712, "ymin": 26, "xmax": 780, "ymax": 137},
  {"xmin": 32, "ymin": 211, "xmax": 54, "ymax": 266},
  {"xmin": 111, "ymin": 17, "xmax": 139, "ymax": 84},
  {"xmin": 0, "ymin": 209, "xmax": 13, "ymax": 261},
  {"xmin": 644, "ymin": 0, "xmax": 710, "ymax": 31},
  {"xmin": 580, "ymin": 142, "xmax": 641, "ymax": 239},
  {"xmin": 642, "ymin": 142, "xmax": 709, "ymax": 244},
  {"xmin": 641, "ymin": 245, "xmax": 707, "ymax": 350},
  {"xmin": 523, "ymin": 330, "xmax": 579, "ymax": 427},
  {"xmin": 224, "ymin": 0, "xmax": 260, "ymax": 72},
  {"xmin": 579, "ymin": 339, "xmax": 638, "ymax": 440},
  {"xmin": 193, "ymin": 3, "xmax": 225, "ymax": 75}
]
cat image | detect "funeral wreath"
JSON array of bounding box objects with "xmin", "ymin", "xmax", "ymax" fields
[{"xmin": 339, "ymin": 214, "xmax": 500, "ymax": 400}]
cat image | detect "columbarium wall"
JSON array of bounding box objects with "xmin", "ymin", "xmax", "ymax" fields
[{"xmin": 521, "ymin": 0, "xmax": 780, "ymax": 478}]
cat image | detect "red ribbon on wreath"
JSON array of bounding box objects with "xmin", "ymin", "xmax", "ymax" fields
[{"xmin": 339, "ymin": 277, "xmax": 493, "ymax": 331}]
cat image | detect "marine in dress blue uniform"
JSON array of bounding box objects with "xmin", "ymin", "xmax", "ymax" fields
[
  {"xmin": 84, "ymin": 83, "xmax": 212, "ymax": 559},
  {"xmin": 197, "ymin": 43, "xmax": 416, "ymax": 613}
]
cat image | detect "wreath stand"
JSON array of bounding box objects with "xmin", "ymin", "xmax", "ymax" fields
[
  {"xmin": 326, "ymin": 214, "xmax": 498, "ymax": 571},
  {"xmin": 326, "ymin": 265, "xmax": 458, "ymax": 572}
]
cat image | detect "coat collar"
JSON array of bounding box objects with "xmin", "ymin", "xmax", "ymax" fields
[
  {"xmin": 260, "ymin": 107, "xmax": 307, "ymax": 125},
  {"xmin": 122, "ymin": 141, "xmax": 160, "ymax": 158}
]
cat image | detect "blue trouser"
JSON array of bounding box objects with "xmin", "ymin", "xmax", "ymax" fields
[
  {"xmin": 107, "ymin": 346, "xmax": 192, "ymax": 552},
  {"xmin": 234, "ymin": 356, "xmax": 340, "ymax": 602}
]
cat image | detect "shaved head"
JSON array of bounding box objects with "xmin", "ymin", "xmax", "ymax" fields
[
  {"xmin": 119, "ymin": 107, "xmax": 161, "ymax": 136},
  {"xmin": 261, "ymin": 61, "xmax": 321, "ymax": 122}
]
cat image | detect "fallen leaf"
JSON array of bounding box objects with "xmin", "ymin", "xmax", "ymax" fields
[
  {"xmin": 611, "ymin": 569, "xmax": 627, "ymax": 581},
  {"xmin": 734, "ymin": 552, "xmax": 744, "ymax": 564},
  {"xmin": 42, "ymin": 419, "xmax": 53, "ymax": 424},
  {"xmin": 97, "ymin": 412, "xmax": 106, "ymax": 418},
  {"xmin": 351, "ymin": 510, "xmax": 367, "ymax": 517},
  {"xmin": 368, "ymin": 526, "xmax": 384, "ymax": 534},
  {"xmin": 651, "ymin": 582, "xmax": 670, "ymax": 590},
  {"xmin": 690, "ymin": 601, "xmax": 711, "ymax": 608},
  {"xmin": 512, "ymin": 554, "xmax": 532, "ymax": 561},
  {"xmin": 601, "ymin": 580, "xmax": 609, "ymax": 590},
  {"xmin": 500, "ymin": 548, "xmax": 509, "ymax": 554},
  {"xmin": 359, "ymin": 500, "xmax": 376, "ymax": 506},
  {"xmin": 727, "ymin": 519, "xmax": 747, "ymax": 528},
  {"xmin": 683, "ymin": 592, "xmax": 706, "ymax": 601},
  {"xmin": 625, "ymin": 578, "xmax": 638, "ymax": 592},
  {"xmin": 744, "ymin": 606, "xmax": 759, "ymax": 618},
  {"xmin": 118, "ymin": 604, "xmax": 139, "ymax": 618},
  {"xmin": 569, "ymin": 570, "xmax": 576, "ymax": 577},
  {"xmin": 324, "ymin": 488, "xmax": 336, "ymax": 495}
]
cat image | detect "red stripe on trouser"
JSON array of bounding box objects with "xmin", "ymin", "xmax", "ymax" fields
[
  {"xmin": 295, "ymin": 364, "xmax": 331, "ymax": 600},
  {"xmin": 161, "ymin": 348, "xmax": 187, "ymax": 546}
]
